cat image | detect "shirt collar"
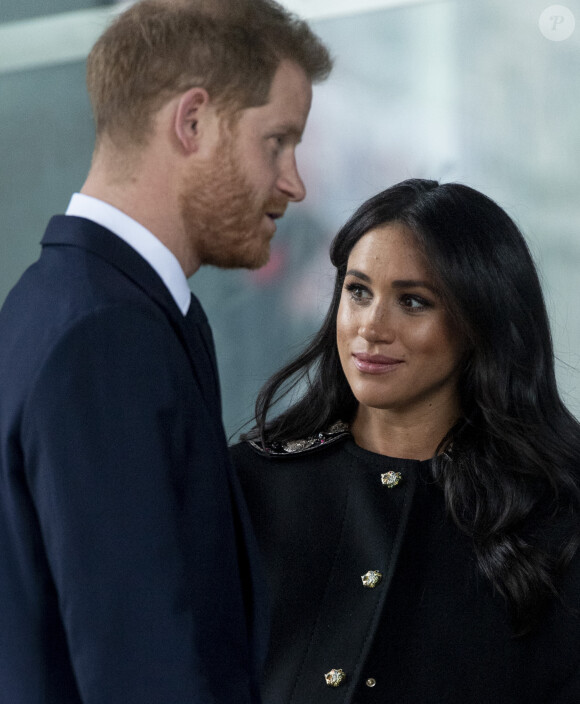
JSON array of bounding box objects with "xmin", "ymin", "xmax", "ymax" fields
[{"xmin": 65, "ymin": 193, "xmax": 191, "ymax": 315}]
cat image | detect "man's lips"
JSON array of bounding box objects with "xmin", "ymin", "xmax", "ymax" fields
[
  {"xmin": 264, "ymin": 210, "xmax": 285, "ymax": 235},
  {"xmin": 352, "ymin": 352, "xmax": 404, "ymax": 374},
  {"xmin": 265, "ymin": 200, "xmax": 287, "ymax": 221}
]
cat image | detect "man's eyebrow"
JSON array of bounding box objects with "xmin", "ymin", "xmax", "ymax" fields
[{"xmin": 270, "ymin": 123, "xmax": 304, "ymax": 139}]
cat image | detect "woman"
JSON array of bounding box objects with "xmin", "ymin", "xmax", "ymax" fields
[{"xmin": 231, "ymin": 179, "xmax": 580, "ymax": 703}]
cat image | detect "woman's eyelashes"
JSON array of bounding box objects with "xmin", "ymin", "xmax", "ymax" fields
[
  {"xmin": 399, "ymin": 293, "xmax": 432, "ymax": 311},
  {"xmin": 345, "ymin": 282, "xmax": 371, "ymax": 302},
  {"xmin": 344, "ymin": 281, "xmax": 433, "ymax": 311}
]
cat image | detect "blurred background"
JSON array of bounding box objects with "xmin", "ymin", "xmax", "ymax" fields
[{"xmin": 1, "ymin": 0, "xmax": 580, "ymax": 437}]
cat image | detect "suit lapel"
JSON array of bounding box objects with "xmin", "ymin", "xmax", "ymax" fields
[{"xmin": 42, "ymin": 216, "xmax": 220, "ymax": 414}]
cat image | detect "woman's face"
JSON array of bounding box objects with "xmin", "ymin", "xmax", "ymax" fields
[{"xmin": 336, "ymin": 222, "xmax": 464, "ymax": 421}]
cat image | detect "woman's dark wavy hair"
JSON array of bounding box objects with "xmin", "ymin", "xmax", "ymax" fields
[{"xmin": 249, "ymin": 178, "xmax": 580, "ymax": 634}]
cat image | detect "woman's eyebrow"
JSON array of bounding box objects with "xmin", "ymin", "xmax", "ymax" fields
[
  {"xmin": 345, "ymin": 272, "xmax": 439, "ymax": 296},
  {"xmin": 345, "ymin": 269, "xmax": 371, "ymax": 282},
  {"xmin": 392, "ymin": 279, "xmax": 438, "ymax": 293}
]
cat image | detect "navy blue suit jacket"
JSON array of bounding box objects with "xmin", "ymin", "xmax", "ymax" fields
[{"xmin": 0, "ymin": 216, "xmax": 267, "ymax": 703}]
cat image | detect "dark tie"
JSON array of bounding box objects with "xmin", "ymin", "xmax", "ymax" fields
[{"xmin": 183, "ymin": 293, "xmax": 222, "ymax": 416}]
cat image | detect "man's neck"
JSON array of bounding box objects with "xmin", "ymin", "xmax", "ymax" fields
[{"xmin": 81, "ymin": 155, "xmax": 200, "ymax": 278}]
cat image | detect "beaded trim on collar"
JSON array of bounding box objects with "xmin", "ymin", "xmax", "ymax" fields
[{"xmin": 248, "ymin": 421, "xmax": 350, "ymax": 457}]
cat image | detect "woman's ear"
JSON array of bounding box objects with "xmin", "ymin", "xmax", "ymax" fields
[{"xmin": 174, "ymin": 86, "xmax": 211, "ymax": 153}]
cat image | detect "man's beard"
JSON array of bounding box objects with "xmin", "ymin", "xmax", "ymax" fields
[{"xmin": 179, "ymin": 134, "xmax": 283, "ymax": 270}]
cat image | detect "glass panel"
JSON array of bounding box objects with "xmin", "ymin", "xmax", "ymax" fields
[
  {"xmin": 0, "ymin": 62, "xmax": 94, "ymax": 297},
  {"xmin": 1, "ymin": 0, "xmax": 579, "ymax": 433},
  {"xmin": 0, "ymin": 0, "xmax": 108, "ymax": 24}
]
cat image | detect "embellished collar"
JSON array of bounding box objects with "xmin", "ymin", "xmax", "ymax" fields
[{"xmin": 248, "ymin": 421, "xmax": 350, "ymax": 457}]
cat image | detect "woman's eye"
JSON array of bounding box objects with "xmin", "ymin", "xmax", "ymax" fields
[
  {"xmin": 345, "ymin": 282, "xmax": 371, "ymax": 302},
  {"xmin": 400, "ymin": 294, "xmax": 429, "ymax": 310}
]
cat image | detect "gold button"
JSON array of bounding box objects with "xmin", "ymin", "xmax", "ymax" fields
[
  {"xmin": 381, "ymin": 470, "xmax": 402, "ymax": 488},
  {"xmin": 325, "ymin": 668, "xmax": 346, "ymax": 687},
  {"xmin": 361, "ymin": 570, "xmax": 383, "ymax": 588},
  {"xmin": 366, "ymin": 677, "xmax": 377, "ymax": 687}
]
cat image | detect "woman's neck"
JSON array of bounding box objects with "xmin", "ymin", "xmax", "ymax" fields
[{"xmin": 350, "ymin": 402, "xmax": 459, "ymax": 460}]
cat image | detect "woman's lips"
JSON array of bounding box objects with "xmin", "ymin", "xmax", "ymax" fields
[{"xmin": 352, "ymin": 353, "xmax": 403, "ymax": 374}]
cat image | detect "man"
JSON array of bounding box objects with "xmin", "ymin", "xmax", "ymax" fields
[{"xmin": 0, "ymin": 1, "xmax": 331, "ymax": 701}]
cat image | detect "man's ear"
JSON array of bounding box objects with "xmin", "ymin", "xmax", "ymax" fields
[{"xmin": 174, "ymin": 87, "xmax": 212, "ymax": 154}]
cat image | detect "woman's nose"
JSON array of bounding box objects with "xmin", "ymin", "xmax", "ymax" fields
[{"xmin": 358, "ymin": 305, "xmax": 395, "ymax": 343}]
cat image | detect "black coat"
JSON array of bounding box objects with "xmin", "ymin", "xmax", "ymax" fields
[
  {"xmin": 0, "ymin": 216, "xmax": 266, "ymax": 703},
  {"xmin": 231, "ymin": 431, "xmax": 580, "ymax": 704}
]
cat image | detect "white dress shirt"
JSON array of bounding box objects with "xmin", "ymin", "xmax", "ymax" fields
[{"xmin": 66, "ymin": 193, "xmax": 191, "ymax": 315}]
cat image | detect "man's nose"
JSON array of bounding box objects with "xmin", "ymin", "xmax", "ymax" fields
[{"xmin": 277, "ymin": 154, "xmax": 306, "ymax": 202}]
